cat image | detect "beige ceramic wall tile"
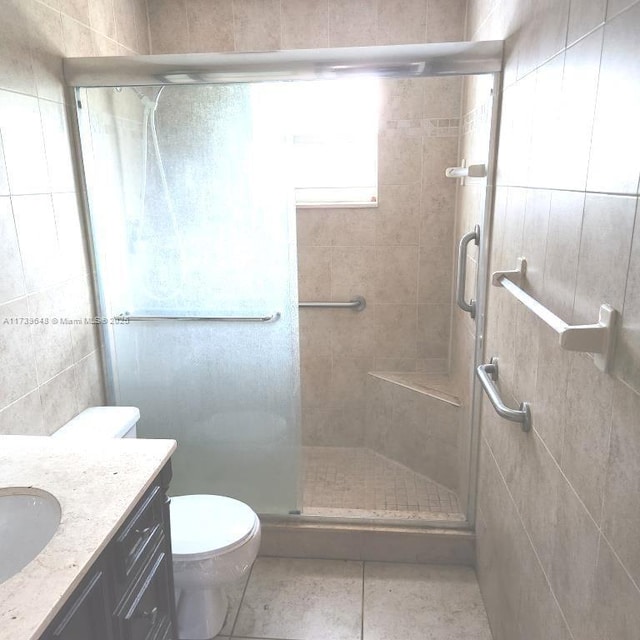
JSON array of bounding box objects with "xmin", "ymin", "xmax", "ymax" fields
[
  {"xmin": 0, "ymin": 390, "xmax": 44, "ymax": 436},
  {"xmin": 66, "ymin": 277, "xmax": 99, "ymax": 361},
  {"xmin": 379, "ymin": 79, "xmax": 424, "ymax": 122},
  {"xmin": 60, "ymin": 0, "xmax": 91, "ymax": 25},
  {"xmin": 330, "ymin": 246, "xmax": 376, "ymax": 302},
  {"xmin": 52, "ymin": 193, "xmax": 89, "ymax": 279},
  {"xmin": 0, "ymin": 298, "xmax": 39, "ymax": 408},
  {"xmin": 0, "ymin": 0, "xmax": 38, "ymax": 96},
  {"xmin": 133, "ymin": 0, "xmax": 151, "ymax": 53},
  {"xmin": 520, "ymin": 188, "xmax": 550, "ymax": 297},
  {"xmin": 233, "ymin": 0, "xmax": 281, "ymax": 51},
  {"xmin": 572, "ymin": 193, "xmax": 636, "ymax": 325},
  {"xmin": 40, "ymin": 100, "xmax": 76, "ymax": 194},
  {"xmin": 375, "ymin": 184, "xmax": 421, "ymax": 246},
  {"xmin": 378, "ymin": 131, "xmax": 422, "ymax": 185},
  {"xmin": 587, "ymin": 3, "xmax": 640, "ymax": 194},
  {"xmin": 39, "ymin": 365, "xmax": 80, "ymax": 433},
  {"xmin": 373, "ymin": 246, "xmax": 419, "ymax": 303},
  {"xmin": 281, "ymin": 0, "xmax": 329, "ymax": 49},
  {"xmin": 89, "ymin": 0, "xmax": 117, "ymax": 38},
  {"xmin": 567, "ymin": 0, "xmax": 606, "ymax": 44},
  {"xmin": 423, "ymin": 76, "xmax": 463, "ymax": 117},
  {"xmin": 300, "ymin": 354, "xmax": 332, "ymax": 408},
  {"xmin": 73, "ymin": 351, "xmax": 106, "ymax": 410},
  {"xmin": 606, "ymin": 0, "xmax": 640, "ymax": 19},
  {"xmin": 330, "ymin": 308, "xmax": 376, "ymax": 357},
  {"xmin": 327, "ymin": 209, "xmax": 376, "ymax": 247},
  {"xmin": 297, "ymin": 245, "xmax": 331, "ymax": 300},
  {"xmin": 187, "ymin": 0, "xmax": 234, "ymax": 53},
  {"xmin": 0, "ymin": 198, "xmax": 25, "ymax": 305},
  {"xmin": 417, "ymin": 303, "xmax": 450, "ymax": 359},
  {"xmin": 296, "ymin": 209, "xmax": 332, "ymax": 247},
  {"xmin": 298, "ymin": 309, "xmax": 333, "ymax": 357},
  {"xmin": 373, "ymin": 304, "xmax": 418, "ymax": 358},
  {"xmin": 328, "ymin": 0, "xmax": 377, "ymax": 47},
  {"xmin": 114, "ymin": 0, "xmax": 139, "ymax": 51},
  {"xmin": 61, "ymin": 13, "xmax": 96, "ymax": 56},
  {"xmin": 329, "ymin": 356, "xmax": 374, "ymax": 411},
  {"xmin": 148, "ymin": 0, "xmax": 189, "ymax": 53},
  {"xmin": 601, "ymin": 382, "xmax": 640, "ymax": 586},
  {"xmin": 376, "ymin": 0, "xmax": 427, "ymax": 44},
  {"xmin": 421, "ymin": 136, "xmax": 458, "ymax": 210},
  {"xmin": 426, "ymin": 0, "xmax": 467, "ymax": 42}
]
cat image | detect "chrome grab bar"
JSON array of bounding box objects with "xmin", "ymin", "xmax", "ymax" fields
[
  {"xmin": 456, "ymin": 225, "xmax": 480, "ymax": 318},
  {"xmin": 299, "ymin": 296, "xmax": 366, "ymax": 311},
  {"xmin": 114, "ymin": 312, "xmax": 280, "ymax": 323},
  {"xmin": 476, "ymin": 357, "xmax": 532, "ymax": 432}
]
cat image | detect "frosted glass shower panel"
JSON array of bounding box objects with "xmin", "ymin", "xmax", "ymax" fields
[{"xmin": 78, "ymin": 84, "xmax": 300, "ymax": 514}]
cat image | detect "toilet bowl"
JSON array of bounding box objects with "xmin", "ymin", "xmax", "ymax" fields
[{"xmin": 52, "ymin": 406, "xmax": 261, "ymax": 640}]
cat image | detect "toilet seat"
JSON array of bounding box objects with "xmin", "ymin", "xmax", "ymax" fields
[{"xmin": 170, "ymin": 494, "xmax": 259, "ymax": 560}]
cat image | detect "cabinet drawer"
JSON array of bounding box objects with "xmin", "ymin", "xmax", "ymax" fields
[
  {"xmin": 115, "ymin": 542, "xmax": 174, "ymax": 640},
  {"xmin": 114, "ymin": 485, "xmax": 163, "ymax": 595}
]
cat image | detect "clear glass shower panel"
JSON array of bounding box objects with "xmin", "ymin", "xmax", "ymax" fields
[{"xmin": 77, "ymin": 84, "xmax": 300, "ymax": 514}]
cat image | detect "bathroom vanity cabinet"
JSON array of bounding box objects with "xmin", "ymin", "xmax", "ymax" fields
[{"xmin": 41, "ymin": 463, "xmax": 177, "ymax": 640}]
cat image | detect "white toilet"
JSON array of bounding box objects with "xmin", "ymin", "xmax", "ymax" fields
[{"xmin": 53, "ymin": 406, "xmax": 261, "ymax": 640}]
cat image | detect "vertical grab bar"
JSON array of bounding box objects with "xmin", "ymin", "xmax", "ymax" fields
[{"xmin": 456, "ymin": 225, "xmax": 480, "ymax": 318}]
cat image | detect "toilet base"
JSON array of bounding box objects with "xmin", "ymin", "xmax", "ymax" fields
[{"xmin": 174, "ymin": 585, "xmax": 227, "ymax": 640}]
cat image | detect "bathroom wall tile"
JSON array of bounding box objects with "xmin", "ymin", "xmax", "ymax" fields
[
  {"xmin": 0, "ymin": 91, "xmax": 50, "ymax": 195},
  {"xmin": 148, "ymin": 0, "xmax": 189, "ymax": 53},
  {"xmin": 26, "ymin": 0, "xmax": 66, "ymax": 103},
  {"xmin": 572, "ymin": 193, "xmax": 635, "ymax": 326},
  {"xmin": 606, "ymin": 0, "xmax": 640, "ymax": 20},
  {"xmin": 73, "ymin": 351, "xmax": 105, "ymax": 410},
  {"xmin": 67, "ymin": 277, "xmax": 99, "ymax": 361},
  {"xmin": 39, "ymin": 365, "xmax": 79, "ymax": 433},
  {"xmin": 417, "ymin": 303, "xmax": 450, "ymax": 359},
  {"xmin": 0, "ymin": 0, "xmax": 37, "ymax": 95},
  {"xmin": 329, "ymin": 356, "xmax": 374, "ymax": 411},
  {"xmin": 297, "ymin": 246, "xmax": 331, "ymax": 301},
  {"xmin": 40, "ymin": 99, "xmax": 76, "ymax": 194},
  {"xmin": 587, "ymin": 3, "xmax": 640, "ymax": 194},
  {"xmin": 375, "ymin": 184, "xmax": 421, "ymax": 246},
  {"xmin": 426, "ymin": 0, "xmax": 467, "ymax": 42},
  {"xmin": 601, "ymin": 382, "xmax": 640, "ymax": 586},
  {"xmin": 418, "ymin": 241, "xmax": 453, "ymax": 304},
  {"xmin": 587, "ymin": 536, "xmax": 640, "ymax": 640},
  {"xmin": 378, "ymin": 131, "xmax": 422, "ymax": 185},
  {"xmin": 61, "ymin": 13, "xmax": 96, "ymax": 56},
  {"xmin": 363, "ymin": 563, "xmax": 491, "ymax": 640},
  {"xmin": 379, "ymin": 79, "xmax": 424, "ymax": 122},
  {"xmin": 233, "ymin": 0, "xmax": 281, "ymax": 51},
  {"xmin": 12, "ymin": 194, "xmax": 63, "ymax": 293},
  {"xmin": 89, "ymin": 0, "xmax": 117, "ymax": 39},
  {"xmin": 0, "ymin": 198, "xmax": 25, "ymax": 305},
  {"xmin": 187, "ymin": 0, "xmax": 234, "ymax": 53},
  {"xmin": 300, "ymin": 354, "xmax": 332, "ymax": 409},
  {"xmin": 528, "ymin": 52, "xmax": 564, "ymax": 188},
  {"xmin": 0, "ymin": 299, "xmax": 38, "ymax": 408},
  {"xmin": 376, "ymin": 0, "xmax": 427, "ymax": 45},
  {"xmin": 60, "ymin": 0, "xmax": 91, "ymax": 25},
  {"xmin": 373, "ymin": 246, "xmax": 419, "ymax": 303},
  {"xmin": 422, "ymin": 76, "xmax": 463, "ymax": 118},
  {"xmin": 296, "ymin": 209, "xmax": 332, "ymax": 247},
  {"xmin": 521, "ymin": 188, "xmax": 550, "ymax": 298},
  {"xmin": 328, "ymin": 209, "xmax": 376, "ymax": 247},
  {"xmin": 567, "ymin": 0, "xmax": 606, "ymax": 44},
  {"xmin": 541, "ymin": 190, "xmax": 584, "ymax": 321},
  {"xmin": 614, "ymin": 199, "xmax": 640, "ymax": 392},
  {"xmin": 133, "ymin": 0, "xmax": 151, "ymax": 53},
  {"xmin": 52, "ymin": 192, "xmax": 89, "ymax": 279},
  {"xmin": 330, "ymin": 246, "xmax": 376, "ymax": 302},
  {"xmin": 235, "ymin": 557, "xmax": 363, "ymax": 640},
  {"xmin": 328, "ymin": 0, "xmax": 377, "ymax": 47},
  {"xmin": 552, "ymin": 29, "xmax": 602, "ymax": 191},
  {"xmin": 281, "ymin": 0, "xmax": 329, "ymax": 49},
  {"xmin": 27, "ymin": 284, "xmax": 75, "ymax": 384},
  {"xmin": 421, "ymin": 136, "xmax": 458, "ymax": 211},
  {"xmin": 299, "ymin": 309, "xmax": 333, "ymax": 358},
  {"xmin": 532, "ymin": 323, "xmax": 571, "ymax": 461},
  {"xmin": 561, "ymin": 352, "xmax": 614, "ymax": 522},
  {"xmin": 511, "ymin": 305, "xmax": 540, "ymax": 413},
  {"xmin": 92, "ymin": 32, "xmax": 121, "ymax": 56},
  {"xmin": 331, "ymin": 308, "xmax": 376, "ymax": 357},
  {"xmin": 114, "ymin": 0, "xmax": 139, "ymax": 51},
  {"xmin": 0, "ymin": 389, "xmax": 44, "ymax": 436},
  {"xmin": 373, "ymin": 357, "xmax": 418, "ymax": 371},
  {"xmin": 532, "ymin": 0, "xmax": 570, "ymax": 68},
  {"xmin": 373, "ymin": 304, "xmax": 417, "ymax": 358},
  {"xmin": 548, "ymin": 479, "xmax": 600, "ymax": 640}
]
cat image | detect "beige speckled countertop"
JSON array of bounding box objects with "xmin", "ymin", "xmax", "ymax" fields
[{"xmin": 0, "ymin": 435, "xmax": 176, "ymax": 640}]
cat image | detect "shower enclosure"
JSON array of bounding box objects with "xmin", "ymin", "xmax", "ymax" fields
[{"xmin": 66, "ymin": 43, "xmax": 502, "ymax": 526}]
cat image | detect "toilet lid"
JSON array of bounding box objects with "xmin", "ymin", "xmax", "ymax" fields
[{"xmin": 170, "ymin": 495, "xmax": 259, "ymax": 558}]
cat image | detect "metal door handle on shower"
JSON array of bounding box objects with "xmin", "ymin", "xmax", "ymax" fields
[
  {"xmin": 113, "ymin": 312, "xmax": 281, "ymax": 322},
  {"xmin": 476, "ymin": 357, "xmax": 532, "ymax": 432},
  {"xmin": 456, "ymin": 225, "xmax": 479, "ymax": 318}
]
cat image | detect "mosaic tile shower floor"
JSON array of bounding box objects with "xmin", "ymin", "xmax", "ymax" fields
[{"xmin": 302, "ymin": 446, "xmax": 465, "ymax": 521}]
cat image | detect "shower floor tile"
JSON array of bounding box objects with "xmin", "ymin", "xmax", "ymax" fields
[{"xmin": 302, "ymin": 447, "xmax": 464, "ymax": 521}]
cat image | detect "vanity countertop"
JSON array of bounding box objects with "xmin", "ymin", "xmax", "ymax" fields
[{"xmin": 0, "ymin": 435, "xmax": 177, "ymax": 640}]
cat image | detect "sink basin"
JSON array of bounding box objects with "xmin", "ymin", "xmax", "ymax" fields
[{"xmin": 0, "ymin": 488, "xmax": 61, "ymax": 584}]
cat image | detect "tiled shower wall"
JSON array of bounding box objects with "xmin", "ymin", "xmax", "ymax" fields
[
  {"xmin": 466, "ymin": 0, "xmax": 640, "ymax": 637},
  {"xmin": 0, "ymin": 0, "xmax": 150, "ymax": 436},
  {"xmin": 147, "ymin": 0, "xmax": 468, "ymax": 447}
]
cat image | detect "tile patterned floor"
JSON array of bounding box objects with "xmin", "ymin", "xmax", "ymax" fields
[
  {"xmin": 302, "ymin": 447, "xmax": 464, "ymax": 521},
  {"xmin": 217, "ymin": 557, "xmax": 493, "ymax": 640}
]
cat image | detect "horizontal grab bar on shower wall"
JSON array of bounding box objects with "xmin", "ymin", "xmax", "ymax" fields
[
  {"xmin": 299, "ymin": 296, "xmax": 366, "ymax": 312},
  {"xmin": 477, "ymin": 357, "xmax": 531, "ymax": 432},
  {"xmin": 113, "ymin": 312, "xmax": 281, "ymax": 323},
  {"xmin": 492, "ymin": 257, "xmax": 618, "ymax": 372}
]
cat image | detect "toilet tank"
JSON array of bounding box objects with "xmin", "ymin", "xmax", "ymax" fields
[{"xmin": 52, "ymin": 407, "xmax": 140, "ymax": 439}]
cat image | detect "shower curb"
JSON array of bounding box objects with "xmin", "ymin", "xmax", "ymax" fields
[{"xmin": 258, "ymin": 519, "xmax": 475, "ymax": 566}]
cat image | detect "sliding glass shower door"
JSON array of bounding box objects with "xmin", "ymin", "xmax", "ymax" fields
[{"xmin": 76, "ymin": 83, "xmax": 301, "ymax": 514}]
